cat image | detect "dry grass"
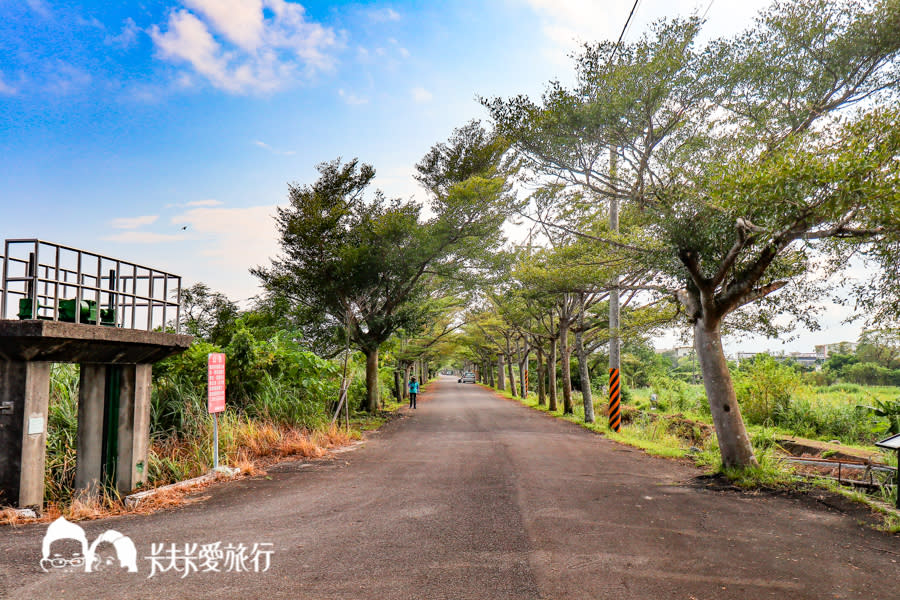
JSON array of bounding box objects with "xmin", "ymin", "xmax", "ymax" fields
[{"xmin": 0, "ymin": 423, "xmax": 361, "ymax": 527}]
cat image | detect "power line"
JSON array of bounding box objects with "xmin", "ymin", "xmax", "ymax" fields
[{"xmin": 607, "ymin": 0, "xmax": 642, "ymax": 67}]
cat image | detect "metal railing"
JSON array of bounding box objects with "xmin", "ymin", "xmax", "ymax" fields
[{"xmin": 0, "ymin": 239, "xmax": 181, "ymax": 333}]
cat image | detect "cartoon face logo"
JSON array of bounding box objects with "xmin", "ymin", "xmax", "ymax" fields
[
  {"xmin": 86, "ymin": 530, "xmax": 138, "ymax": 573},
  {"xmin": 40, "ymin": 517, "xmax": 137, "ymax": 573},
  {"xmin": 40, "ymin": 517, "xmax": 89, "ymax": 572}
]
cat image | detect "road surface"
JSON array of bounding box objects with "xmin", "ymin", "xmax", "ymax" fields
[{"xmin": 0, "ymin": 376, "xmax": 897, "ymax": 599}]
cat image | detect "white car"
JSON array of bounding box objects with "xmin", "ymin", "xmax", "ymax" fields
[{"xmin": 461, "ymin": 372, "xmax": 476, "ymax": 383}]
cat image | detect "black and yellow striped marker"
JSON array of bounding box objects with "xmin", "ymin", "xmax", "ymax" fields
[
  {"xmin": 608, "ymin": 367, "xmax": 621, "ymax": 431},
  {"xmin": 523, "ymin": 369, "xmax": 529, "ymax": 396}
]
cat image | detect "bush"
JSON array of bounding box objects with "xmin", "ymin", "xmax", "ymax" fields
[
  {"xmin": 777, "ymin": 397, "xmax": 880, "ymax": 444},
  {"xmin": 649, "ymin": 375, "xmax": 706, "ymax": 414},
  {"xmin": 733, "ymin": 355, "xmax": 800, "ymax": 425}
]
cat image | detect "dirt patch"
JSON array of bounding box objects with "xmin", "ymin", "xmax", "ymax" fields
[
  {"xmin": 620, "ymin": 405, "xmax": 715, "ymax": 445},
  {"xmin": 775, "ymin": 436, "xmax": 885, "ymax": 463},
  {"xmin": 690, "ymin": 473, "xmax": 898, "ymax": 534}
]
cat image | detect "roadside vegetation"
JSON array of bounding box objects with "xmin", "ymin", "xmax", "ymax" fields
[
  {"xmin": 4, "ymin": 0, "xmax": 900, "ymax": 535},
  {"xmin": 478, "ymin": 341, "xmax": 900, "ymax": 531}
]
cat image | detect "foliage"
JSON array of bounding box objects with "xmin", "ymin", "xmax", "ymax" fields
[
  {"xmin": 44, "ymin": 364, "xmax": 79, "ymax": 502},
  {"xmin": 648, "ymin": 375, "xmax": 708, "ymax": 414},
  {"xmin": 485, "ymin": 0, "xmax": 900, "ymax": 468},
  {"xmin": 178, "ymin": 282, "xmax": 240, "ymax": 346},
  {"xmin": 733, "ymin": 354, "xmax": 801, "ymax": 425},
  {"xmin": 856, "ymin": 398, "xmax": 900, "ymax": 435},
  {"xmin": 254, "ymin": 122, "xmax": 513, "ymax": 411}
]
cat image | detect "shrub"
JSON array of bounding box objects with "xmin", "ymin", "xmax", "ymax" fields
[
  {"xmin": 733, "ymin": 354, "xmax": 800, "ymax": 425},
  {"xmin": 649, "ymin": 375, "xmax": 706, "ymax": 413}
]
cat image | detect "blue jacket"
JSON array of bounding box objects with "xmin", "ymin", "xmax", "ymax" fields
[{"xmin": 409, "ymin": 381, "xmax": 419, "ymax": 394}]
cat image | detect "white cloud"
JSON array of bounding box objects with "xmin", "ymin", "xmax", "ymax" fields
[
  {"xmin": 105, "ymin": 17, "xmax": 140, "ymax": 49},
  {"xmin": 110, "ymin": 215, "xmax": 160, "ymax": 229},
  {"xmin": 0, "ymin": 72, "xmax": 17, "ymax": 95},
  {"xmin": 184, "ymin": 0, "xmax": 265, "ymax": 50},
  {"xmin": 521, "ymin": 0, "xmax": 774, "ymax": 62},
  {"xmin": 44, "ymin": 61, "xmax": 91, "ymax": 95},
  {"xmin": 171, "ymin": 204, "xmax": 281, "ymax": 270},
  {"xmin": 367, "ymin": 8, "xmax": 401, "ymax": 23},
  {"xmin": 522, "ymin": 0, "xmax": 619, "ymax": 54},
  {"xmin": 186, "ymin": 199, "xmax": 223, "ymax": 207},
  {"xmin": 25, "ymin": 0, "xmax": 51, "ymax": 18},
  {"xmin": 149, "ymin": 0, "xmax": 338, "ymax": 94},
  {"xmin": 103, "ymin": 232, "xmax": 187, "ymax": 243},
  {"xmin": 252, "ymin": 139, "xmax": 296, "ymax": 155},
  {"xmin": 411, "ymin": 86, "xmax": 432, "ymax": 103},
  {"xmin": 338, "ymin": 88, "xmax": 368, "ymax": 105}
]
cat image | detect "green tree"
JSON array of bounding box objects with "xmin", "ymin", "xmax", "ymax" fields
[
  {"xmin": 487, "ymin": 0, "xmax": 900, "ymax": 467},
  {"xmin": 256, "ymin": 125, "xmax": 511, "ymax": 411},
  {"xmin": 179, "ymin": 282, "xmax": 239, "ymax": 346}
]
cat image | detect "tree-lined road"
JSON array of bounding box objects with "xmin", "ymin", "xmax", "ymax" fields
[{"xmin": 1, "ymin": 377, "xmax": 896, "ymax": 599}]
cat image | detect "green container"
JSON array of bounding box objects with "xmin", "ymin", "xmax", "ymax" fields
[
  {"xmin": 18, "ymin": 298, "xmax": 35, "ymax": 319},
  {"xmin": 58, "ymin": 299, "xmax": 116, "ymax": 325},
  {"xmin": 18, "ymin": 297, "xmax": 115, "ymax": 325}
]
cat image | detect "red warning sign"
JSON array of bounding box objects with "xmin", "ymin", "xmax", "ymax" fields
[{"xmin": 208, "ymin": 353, "xmax": 226, "ymax": 413}]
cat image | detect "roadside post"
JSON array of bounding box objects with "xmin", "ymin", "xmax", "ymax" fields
[
  {"xmin": 874, "ymin": 433, "xmax": 900, "ymax": 508},
  {"xmin": 208, "ymin": 353, "xmax": 226, "ymax": 469}
]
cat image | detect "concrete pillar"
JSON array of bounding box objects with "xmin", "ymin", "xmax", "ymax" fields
[
  {"xmin": 75, "ymin": 364, "xmax": 105, "ymax": 497},
  {"xmin": 116, "ymin": 364, "xmax": 151, "ymax": 493},
  {"xmin": 0, "ymin": 361, "xmax": 51, "ymax": 510},
  {"xmin": 76, "ymin": 364, "xmax": 153, "ymax": 497}
]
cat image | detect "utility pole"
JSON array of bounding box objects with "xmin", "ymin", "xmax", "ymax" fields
[{"xmin": 608, "ymin": 147, "xmax": 622, "ymax": 432}]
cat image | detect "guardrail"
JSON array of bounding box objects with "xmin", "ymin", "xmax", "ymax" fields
[
  {"xmin": 785, "ymin": 456, "xmax": 897, "ymax": 489},
  {"xmin": 0, "ymin": 239, "xmax": 181, "ymax": 333}
]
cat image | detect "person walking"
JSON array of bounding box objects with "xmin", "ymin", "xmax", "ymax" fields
[{"xmin": 408, "ymin": 377, "xmax": 419, "ymax": 409}]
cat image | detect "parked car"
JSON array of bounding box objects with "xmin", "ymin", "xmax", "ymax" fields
[{"xmin": 461, "ymin": 372, "xmax": 476, "ymax": 383}]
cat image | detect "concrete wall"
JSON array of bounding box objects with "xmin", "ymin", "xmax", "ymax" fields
[{"xmin": 0, "ymin": 361, "xmax": 50, "ymax": 509}]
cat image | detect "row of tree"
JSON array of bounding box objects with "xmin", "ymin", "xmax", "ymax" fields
[
  {"xmin": 473, "ymin": 0, "xmax": 900, "ymax": 467},
  {"xmin": 244, "ymin": 0, "xmax": 900, "ymax": 470}
]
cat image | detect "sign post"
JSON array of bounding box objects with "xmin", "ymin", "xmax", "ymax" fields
[{"xmin": 207, "ymin": 353, "xmax": 226, "ymax": 470}]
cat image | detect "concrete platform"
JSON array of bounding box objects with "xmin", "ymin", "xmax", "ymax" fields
[
  {"xmin": 0, "ymin": 319, "xmax": 192, "ymax": 511},
  {"xmin": 0, "ymin": 319, "xmax": 192, "ymax": 363}
]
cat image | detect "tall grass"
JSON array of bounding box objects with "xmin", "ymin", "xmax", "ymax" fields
[
  {"xmin": 45, "ymin": 364, "xmax": 79, "ymax": 502},
  {"xmin": 40, "ymin": 351, "xmax": 353, "ymax": 505}
]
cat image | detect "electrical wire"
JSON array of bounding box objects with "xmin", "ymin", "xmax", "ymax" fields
[{"xmin": 607, "ymin": 0, "xmax": 643, "ymax": 67}]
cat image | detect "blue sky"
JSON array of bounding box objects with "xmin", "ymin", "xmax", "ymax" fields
[{"xmin": 1, "ymin": 0, "xmax": 864, "ymax": 352}]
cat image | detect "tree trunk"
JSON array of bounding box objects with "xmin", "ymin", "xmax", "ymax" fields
[
  {"xmin": 694, "ymin": 317, "xmax": 758, "ymax": 468},
  {"xmin": 560, "ymin": 319, "xmax": 573, "ymax": 414},
  {"xmin": 548, "ymin": 335, "xmax": 558, "ymax": 411},
  {"xmin": 364, "ymin": 347, "xmax": 379, "ymax": 412},
  {"xmin": 403, "ymin": 364, "xmax": 411, "ymax": 400},
  {"xmin": 518, "ymin": 343, "xmax": 529, "ymax": 399},
  {"xmin": 536, "ymin": 346, "xmax": 546, "ymax": 406},
  {"xmin": 576, "ymin": 322, "xmax": 594, "ymax": 423},
  {"xmin": 497, "ymin": 354, "xmax": 505, "ymax": 391},
  {"xmin": 488, "ymin": 359, "xmax": 495, "ymax": 387},
  {"xmin": 394, "ymin": 370, "xmax": 402, "ymax": 402},
  {"xmin": 507, "ymin": 352, "xmax": 517, "ymax": 397}
]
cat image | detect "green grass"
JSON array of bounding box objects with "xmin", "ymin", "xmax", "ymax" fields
[{"xmin": 489, "ymin": 381, "xmax": 900, "ymax": 531}]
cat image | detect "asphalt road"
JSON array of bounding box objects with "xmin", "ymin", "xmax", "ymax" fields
[{"xmin": 1, "ymin": 376, "xmax": 898, "ymax": 599}]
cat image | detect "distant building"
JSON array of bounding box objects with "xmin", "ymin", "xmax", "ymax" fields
[
  {"xmin": 735, "ymin": 350, "xmax": 822, "ymax": 369},
  {"xmin": 788, "ymin": 352, "xmax": 820, "ymax": 368},
  {"xmin": 814, "ymin": 342, "xmax": 858, "ymax": 359}
]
